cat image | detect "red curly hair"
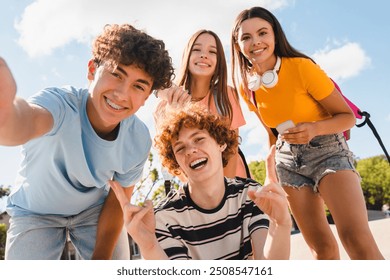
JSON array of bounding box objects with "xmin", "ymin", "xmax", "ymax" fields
[{"xmin": 154, "ymin": 103, "xmax": 239, "ymax": 176}]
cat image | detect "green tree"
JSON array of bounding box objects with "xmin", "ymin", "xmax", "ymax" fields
[
  {"xmin": 248, "ymin": 160, "xmax": 266, "ymax": 185},
  {"xmin": 0, "ymin": 223, "xmax": 6, "ymax": 260},
  {"xmin": 0, "ymin": 184, "xmax": 10, "ymax": 198},
  {"xmin": 0, "ymin": 185, "xmax": 10, "ymax": 260},
  {"xmin": 356, "ymin": 155, "xmax": 390, "ymax": 210},
  {"xmin": 131, "ymin": 152, "xmax": 177, "ymax": 206}
]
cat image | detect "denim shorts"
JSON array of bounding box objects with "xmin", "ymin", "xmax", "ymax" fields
[
  {"xmin": 275, "ymin": 133, "xmax": 358, "ymax": 193},
  {"xmin": 5, "ymin": 204, "xmax": 130, "ymax": 260}
]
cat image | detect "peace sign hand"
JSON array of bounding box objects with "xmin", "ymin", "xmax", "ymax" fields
[{"xmin": 109, "ymin": 180, "xmax": 158, "ymax": 251}]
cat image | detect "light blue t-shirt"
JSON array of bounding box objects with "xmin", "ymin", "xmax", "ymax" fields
[{"xmin": 7, "ymin": 86, "xmax": 151, "ymax": 216}]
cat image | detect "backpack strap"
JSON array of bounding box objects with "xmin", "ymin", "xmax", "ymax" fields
[{"xmin": 357, "ymin": 111, "xmax": 390, "ymax": 164}]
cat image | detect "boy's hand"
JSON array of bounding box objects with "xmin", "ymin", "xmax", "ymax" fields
[
  {"xmin": 109, "ymin": 180, "xmax": 158, "ymax": 251},
  {"xmin": 264, "ymin": 145, "xmax": 278, "ymax": 185},
  {"xmin": 248, "ymin": 145, "xmax": 291, "ymax": 227},
  {"xmin": 0, "ymin": 57, "xmax": 17, "ymax": 112}
]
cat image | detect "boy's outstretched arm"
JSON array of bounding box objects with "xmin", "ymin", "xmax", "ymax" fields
[
  {"xmin": 0, "ymin": 57, "xmax": 53, "ymax": 146},
  {"xmin": 249, "ymin": 145, "xmax": 292, "ymax": 259}
]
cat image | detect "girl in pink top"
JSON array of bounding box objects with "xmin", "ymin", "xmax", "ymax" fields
[{"xmin": 156, "ymin": 30, "xmax": 249, "ymax": 179}]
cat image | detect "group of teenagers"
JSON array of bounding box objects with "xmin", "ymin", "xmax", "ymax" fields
[{"xmin": 0, "ymin": 7, "xmax": 384, "ymax": 260}]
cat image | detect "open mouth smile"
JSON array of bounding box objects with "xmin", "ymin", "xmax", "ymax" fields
[
  {"xmin": 189, "ymin": 157, "xmax": 208, "ymax": 169},
  {"xmin": 105, "ymin": 97, "xmax": 125, "ymax": 110},
  {"xmin": 251, "ymin": 48, "xmax": 265, "ymax": 55},
  {"xmin": 195, "ymin": 62, "xmax": 211, "ymax": 67}
]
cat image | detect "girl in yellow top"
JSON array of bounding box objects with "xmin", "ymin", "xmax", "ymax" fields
[
  {"xmin": 155, "ymin": 29, "xmax": 249, "ymax": 179},
  {"xmin": 230, "ymin": 6, "xmax": 384, "ymax": 260}
]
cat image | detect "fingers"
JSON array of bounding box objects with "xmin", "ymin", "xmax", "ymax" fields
[
  {"xmin": 130, "ymin": 200, "xmax": 153, "ymax": 224},
  {"xmin": 109, "ymin": 181, "xmax": 154, "ymax": 227},
  {"xmin": 156, "ymin": 85, "xmax": 190, "ymax": 105},
  {"xmin": 264, "ymin": 145, "xmax": 278, "ymax": 184},
  {"xmin": 170, "ymin": 87, "xmax": 190, "ymax": 105},
  {"xmin": 280, "ymin": 123, "xmax": 314, "ymax": 144},
  {"xmin": 249, "ymin": 183, "xmax": 287, "ymax": 209},
  {"xmin": 0, "ymin": 58, "xmax": 17, "ymax": 101}
]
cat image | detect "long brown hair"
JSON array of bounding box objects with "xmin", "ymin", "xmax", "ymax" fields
[
  {"xmin": 177, "ymin": 30, "xmax": 233, "ymax": 123},
  {"xmin": 230, "ymin": 7, "xmax": 311, "ymax": 95}
]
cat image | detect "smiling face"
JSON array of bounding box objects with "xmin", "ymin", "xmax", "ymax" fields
[
  {"xmin": 86, "ymin": 61, "xmax": 153, "ymax": 138},
  {"xmin": 188, "ymin": 33, "xmax": 218, "ymax": 79},
  {"xmin": 237, "ymin": 17, "xmax": 276, "ymax": 72},
  {"xmin": 172, "ymin": 126, "xmax": 225, "ymax": 182}
]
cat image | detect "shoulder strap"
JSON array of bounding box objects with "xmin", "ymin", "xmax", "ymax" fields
[
  {"xmin": 357, "ymin": 111, "xmax": 390, "ymax": 164},
  {"xmin": 332, "ymin": 79, "xmax": 389, "ymax": 164}
]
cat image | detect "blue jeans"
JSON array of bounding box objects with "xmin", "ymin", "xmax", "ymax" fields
[
  {"xmin": 5, "ymin": 204, "xmax": 129, "ymax": 260},
  {"xmin": 275, "ymin": 133, "xmax": 358, "ymax": 193}
]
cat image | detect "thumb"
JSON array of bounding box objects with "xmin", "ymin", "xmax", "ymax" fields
[{"xmin": 264, "ymin": 145, "xmax": 278, "ymax": 185}]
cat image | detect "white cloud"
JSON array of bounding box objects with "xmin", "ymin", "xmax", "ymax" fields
[
  {"xmin": 12, "ymin": 0, "xmax": 298, "ymax": 163},
  {"xmin": 15, "ymin": 0, "xmax": 289, "ymax": 60},
  {"xmin": 312, "ymin": 41, "xmax": 371, "ymax": 81}
]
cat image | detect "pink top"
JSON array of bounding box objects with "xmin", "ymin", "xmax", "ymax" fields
[
  {"xmin": 198, "ymin": 87, "xmax": 248, "ymax": 178},
  {"xmin": 198, "ymin": 87, "xmax": 246, "ymax": 130}
]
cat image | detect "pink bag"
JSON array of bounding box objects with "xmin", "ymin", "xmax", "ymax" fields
[
  {"xmin": 332, "ymin": 80, "xmax": 362, "ymax": 119},
  {"xmin": 332, "ymin": 80, "xmax": 362, "ymax": 140}
]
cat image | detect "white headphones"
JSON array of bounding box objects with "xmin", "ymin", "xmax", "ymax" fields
[{"xmin": 248, "ymin": 56, "xmax": 281, "ymax": 90}]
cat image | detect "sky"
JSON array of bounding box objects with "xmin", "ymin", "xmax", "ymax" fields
[{"xmin": 1, "ymin": 0, "xmax": 390, "ymax": 208}]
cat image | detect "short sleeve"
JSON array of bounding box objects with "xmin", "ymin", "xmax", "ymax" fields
[
  {"xmin": 113, "ymin": 144, "xmax": 150, "ymax": 187},
  {"xmin": 28, "ymin": 87, "xmax": 68, "ymax": 136},
  {"xmin": 300, "ymin": 60, "xmax": 334, "ymax": 101},
  {"xmin": 239, "ymin": 83, "xmax": 258, "ymax": 113},
  {"xmin": 114, "ymin": 122, "xmax": 152, "ymax": 187}
]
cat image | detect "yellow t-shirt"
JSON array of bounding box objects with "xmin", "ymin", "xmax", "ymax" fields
[{"xmin": 240, "ymin": 57, "xmax": 334, "ymax": 128}]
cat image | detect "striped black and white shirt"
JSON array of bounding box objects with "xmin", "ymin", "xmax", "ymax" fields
[{"xmin": 154, "ymin": 177, "xmax": 270, "ymax": 260}]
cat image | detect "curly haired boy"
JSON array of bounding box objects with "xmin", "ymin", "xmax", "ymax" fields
[{"xmin": 111, "ymin": 103, "xmax": 292, "ymax": 259}]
